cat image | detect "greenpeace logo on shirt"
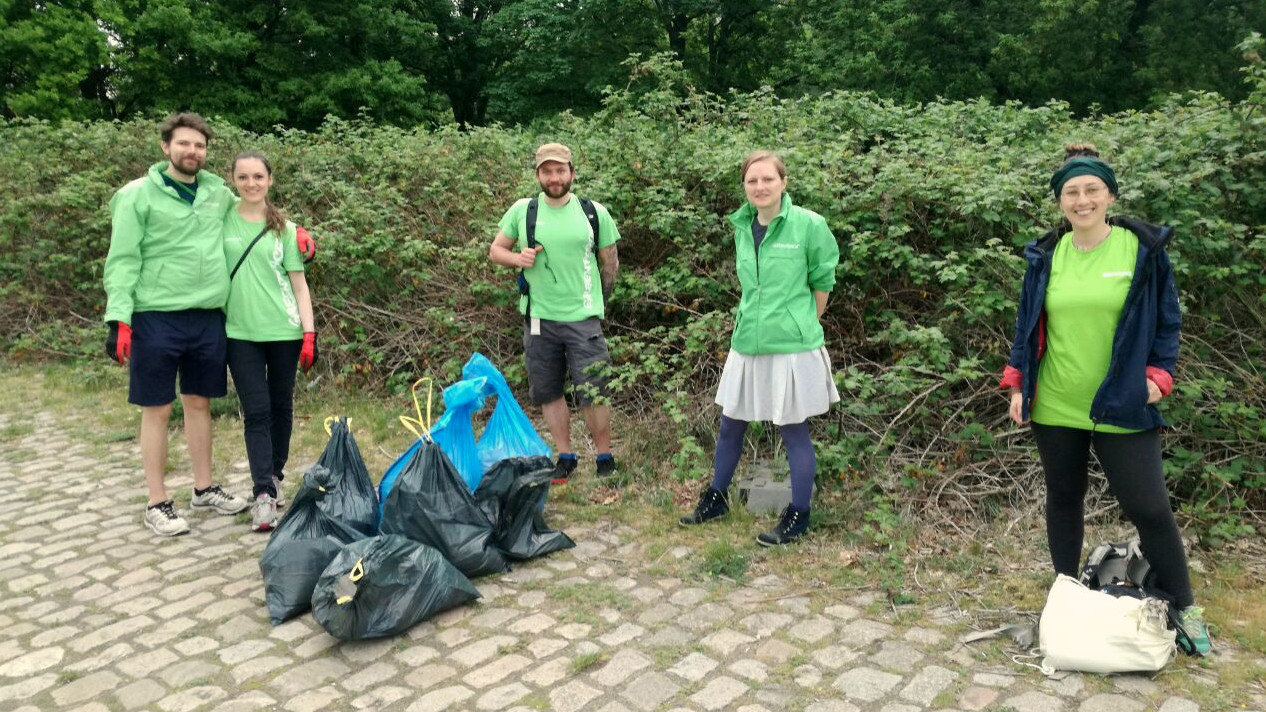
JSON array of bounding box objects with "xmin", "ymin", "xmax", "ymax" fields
[
  {"xmin": 1102, "ymin": 271, "xmax": 1132, "ymax": 278},
  {"xmin": 771, "ymin": 243, "xmax": 800, "ymax": 250}
]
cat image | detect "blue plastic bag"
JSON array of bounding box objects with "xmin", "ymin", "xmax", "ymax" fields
[
  {"xmin": 462, "ymin": 353, "xmax": 552, "ymax": 472},
  {"xmin": 429, "ymin": 376, "xmax": 488, "ymax": 492}
]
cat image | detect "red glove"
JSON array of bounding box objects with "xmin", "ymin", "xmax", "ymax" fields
[
  {"xmin": 105, "ymin": 321, "xmax": 132, "ymax": 364},
  {"xmin": 296, "ymin": 226, "xmax": 316, "ymax": 263},
  {"xmin": 299, "ymin": 332, "xmax": 318, "ymax": 373}
]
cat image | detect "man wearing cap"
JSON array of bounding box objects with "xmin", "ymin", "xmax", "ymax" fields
[{"xmin": 488, "ymin": 143, "xmax": 622, "ymax": 483}]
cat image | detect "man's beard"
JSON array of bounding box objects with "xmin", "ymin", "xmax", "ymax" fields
[{"xmin": 539, "ymin": 178, "xmax": 573, "ymax": 199}]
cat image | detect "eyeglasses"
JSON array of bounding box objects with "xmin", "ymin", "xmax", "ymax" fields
[{"xmin": 1061, "ymin": 185, "xmax": 1107, "ymax": 201}]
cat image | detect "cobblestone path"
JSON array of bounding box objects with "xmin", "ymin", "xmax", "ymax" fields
[{"xmin": 0, "ymin": 407, "xmax": 1247, "ymax": 712}]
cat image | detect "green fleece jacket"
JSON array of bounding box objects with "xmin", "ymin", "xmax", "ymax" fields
[
  {"xmin": 103, "ymin": 162, "xmax": 234, "ymax": 324},
  {"xmin": 728, "ymin": 194, "xmax": 839, "ymax": 354}
]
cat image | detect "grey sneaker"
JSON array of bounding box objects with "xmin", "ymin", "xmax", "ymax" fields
[
  {"xmin": 251, "ymin": 494, "xmax": 279, "ymax": 532},
  {"xmin": 190, "ymin": 484, "xmax": 248, "ymax": 515},
  {"xmin": 272, "ymin": 476, "xmax": 286, "ymax": 508},
  {"xmin": 144, "ymin": 500, "xmax": 190, "ymax": 537}
]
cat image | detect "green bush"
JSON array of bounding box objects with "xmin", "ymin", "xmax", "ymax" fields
[{"xmin": 3, "ymin": 53, "xmax": 1264, "ymax": 543}]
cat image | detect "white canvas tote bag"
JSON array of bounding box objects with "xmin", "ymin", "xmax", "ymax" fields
[{"xmin": 1038, "ymin": 574, "xmax": 1177, "ymax": 674}]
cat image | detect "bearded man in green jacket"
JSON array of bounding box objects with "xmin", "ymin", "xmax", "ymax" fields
[{"xmin": 103, "ymin": 112, "xmax": 249, "ymax": 536}]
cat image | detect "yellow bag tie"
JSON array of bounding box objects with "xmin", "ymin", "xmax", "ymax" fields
[
  {"xmin": 335, "ymin": 558, "xmax": 366, "ymax": 606},
  {"xmin": 399, "ymin": 377, "xmax": 435, "ymax": 442}
]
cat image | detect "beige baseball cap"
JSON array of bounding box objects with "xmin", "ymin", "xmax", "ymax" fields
[{"xmin": 534, "ymin": 143, "xmax": 573, "ymax": 168}]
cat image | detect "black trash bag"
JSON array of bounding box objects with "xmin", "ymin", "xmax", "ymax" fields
[
  {"xmin": 313, "ymin": 416, "xmax": 379, "ymax": 536},
  {"xmin": 311, "ymin": 534, "xmax": 481, "ymax": 640},
  {"xmin": 259, "ymin": 465, "xmax": 366, "ymax": 624},
  {"xmin": 475, "ymin": 456, "xmax": 575, "ymax": 560},
  {"xmin": 380, "ymin": 440, "xmax": 510, "ymax": 577}
]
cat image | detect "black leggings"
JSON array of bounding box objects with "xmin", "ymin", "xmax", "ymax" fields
[
  {"xmin": 227, "ymin": 338, "xmax": 301, "ymax": 497},
  {"xmin": 1031, "ymin": 423, "xmax": 1193, "ymax": 608}
]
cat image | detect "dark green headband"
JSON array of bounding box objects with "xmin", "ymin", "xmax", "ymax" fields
[{"xmin": 1050, "ymin": 157, "xmax": 1118, "ymax": 198}]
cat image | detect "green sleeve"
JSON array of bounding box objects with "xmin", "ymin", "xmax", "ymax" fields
[
  {"xmin": 806, "ymin": 215, "xmax": 839, "ymax": 293},
  {"xmin": 281, "ymin": 221, "xmax": 304, "ymax": 272},
  {"xmin": 498, "ymin": 199, "xmax": 528, "ymax": 244},
  {"xmin": 103, "ymin": 187, "xmax": 145, "ymax": 324},
  {"xmin": 596, "ymin": 203, "xmax": 621, "ymax": 249}
]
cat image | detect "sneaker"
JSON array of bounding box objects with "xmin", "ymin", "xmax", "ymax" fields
[
  {"xmin": 551, "ymin": 455, "xmax": 578, "ymax": 485},
  {"xmin": 190, "ymin": 484, "xmax": 249, "ymax": 515},
  {"xmin": 596, "ymin": 455, "xmax": 618, "ymax": 478},
  {"xmin": 756, "ymin": 505, "xmax": 811, "ymax": 546},
  {"xmin": 1178, "ymin": 605, "xmax": 1213, "ymax": 656},
  {"xmin": 679, "ymin": 487, "xmax": 729, "ymax": 526},
  {"xmin": 272, "ymin": 475, "xmax": 286, "ymax": 508},
  {"xmin": 143, "ymin": 500, "xmax": 190, "ymax": 537},
  {"xmin": 251, "ymin": 494, "xmax": 279, "ymax": 532}
]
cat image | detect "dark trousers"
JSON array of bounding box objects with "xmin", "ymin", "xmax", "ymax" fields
[
  {"xmin": 227, "ymin": 338, "xmax": 301, "ymax": 497},
  {"xmin": 1031, "ymin": 423, "xmax": 1194, "ymax": 608}
]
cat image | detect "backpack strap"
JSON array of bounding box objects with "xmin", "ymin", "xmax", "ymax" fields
[{"xmin": 230, "ymin": 227, "xmax": 270, "ymax": 281}]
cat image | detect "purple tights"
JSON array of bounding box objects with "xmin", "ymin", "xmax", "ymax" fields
[{"xmin": 710, "ymin": 414, "xmax": 816, "ymax": 509}]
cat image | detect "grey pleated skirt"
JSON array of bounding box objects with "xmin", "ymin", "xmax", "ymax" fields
[{"xmin": 713, "ymin": 346, "xmax": 840, "ymax": 425}]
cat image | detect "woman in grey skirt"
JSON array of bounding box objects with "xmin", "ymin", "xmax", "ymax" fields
[{"xmin": 680, "ymin": 150, "xmax": 840, "ymax": 545}]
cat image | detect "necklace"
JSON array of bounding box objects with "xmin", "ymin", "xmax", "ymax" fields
[{"xmin": 1072, "ymin": 226, "xmax": 1112, "ymax": 252}]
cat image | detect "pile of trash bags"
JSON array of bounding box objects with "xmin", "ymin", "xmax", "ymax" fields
[{"xmin": 258, "ymin": 354, "xmax": 574, "ymax": 640}]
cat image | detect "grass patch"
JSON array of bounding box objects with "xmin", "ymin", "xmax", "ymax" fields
[
  {"xmin": 0, "ymin": 422, "xmax": 35, "ymax": 439},
  {"xmin": 697, "ymin": 539, "xmax": 749, "ymax": 581},
  {"xmin": 548, "ymin": 581, "xmax": 632, "ymax": 610},
  {"xmin": 568, "ymin": 651, "xmax": 604, "ymax": 675}
]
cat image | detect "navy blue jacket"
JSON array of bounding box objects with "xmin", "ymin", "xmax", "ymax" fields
[{"xmin": 1002, "ymin": 216, "xmax": 1181, "ymax": 430}]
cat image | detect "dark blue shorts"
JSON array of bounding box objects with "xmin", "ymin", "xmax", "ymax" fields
[
  {"xmin": 523, "ymin": 317, "xmax": 611, "ymax": 405},
  {"xmin": 129, "ymin": 309, "xmax": 228, "ymax": 406}
]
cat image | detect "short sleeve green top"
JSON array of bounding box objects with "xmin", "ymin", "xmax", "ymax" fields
[
  {"xmin": 1032, "ymin": 226, "xmax": 1140, "ymax": 433},
  {"xmin": 222, "ymin": 210, "xmax": 305, "ymax": 341},
  {"xmin": 498, "ymin": 193, "xmax": 620, "ymax": 322}
]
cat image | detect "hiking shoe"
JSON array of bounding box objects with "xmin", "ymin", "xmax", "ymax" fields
[
  {"xmin": 679, "ymin": 487, "xmax": 729, "ymax": 526},
  {"xmin": 143, "ymin": 500, "xmax": 190, "ymax": 537},
  {"xmin": 1179, "ymin": 605, "xmax": 1213, "ymax": 656},
  {"xmin": 272, "ymin": 475, "xmax": 285, "ymax": 508},
  {"xmin": 190, "ymin": 484, "xmax": 249, "ymax": 515},
  {"xmin": 551, "ymin": 456, "xmax": 578, "ymax": 485},
  {"xmin": 756, "ymin": 505, "xmax": 811, "ymax": 546},
  {"xmin": 251, "ymin": 494, "xmax": 279, "ymax": 532},
  {"xmin": 596, "ymin": 455, "xmax": 618, "ymax": 478}
]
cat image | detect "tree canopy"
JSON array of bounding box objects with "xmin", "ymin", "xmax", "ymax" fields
[{"xmin": 3, "ymin": 0, "xmax": 1265, "ymax": 128}]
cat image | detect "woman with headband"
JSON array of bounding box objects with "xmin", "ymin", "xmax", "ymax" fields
[{"xmin": 1000, "ymin": 143, "xmax": 1211, "ymax": 655}]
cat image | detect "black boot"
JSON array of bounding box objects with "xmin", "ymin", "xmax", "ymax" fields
[
  {"xmin": 756, "ymin": 504, "xmax": 810, "ymax": 546},
  {"xmin": 679, "ymin": 487, "xmax": 729, "ymax": 526}
]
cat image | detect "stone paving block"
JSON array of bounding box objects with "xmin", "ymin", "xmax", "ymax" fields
[
  {"xmin": 1042, "ymin": 674, "xmax": 1085, "ymax": 698},
  {"xmin": 549, "ymin": 680, "xmax": 602, "ymax": 712},
  {"xmin": 0, "ymin": 646, "xmax": 63, "ymax": 676},
  {"xmin": 284, "ymin": 685, "xmax": 344, "ymax": 712},
  {"xmin": 508, "ymin": 612, "xmax": 556, "ymax": 634},
  {"xmin": 903, "ymin": 627, "xmax": 947, "ymax": 646},
  {"xmin": 812, "ymin": 643, "xmax": 863, "ymax": 669},
  {"xmin": 641, "ymin": 626, "xmax": 692, "ymax": 648},
  {"xmin": 668, "ymin": 651, "xmax": 719, "ymax": 681},
  {"xmin": 1080, "ymin": 694, "xmax": 1147, "ymax": 712},
  {"xmin": 230, "ymin": 655, "xmax": 291, "ymax": 685},
  {"xmin": 669, "ymin": 587, "xmax": 708, "ymax": 606},
  {"xmin": 599, "ymin": 622, "xmax": 646, "ymax": 646},
  {"xmin": 340, "ymin": 661, "xmax": 399, "ymax": 692},
  {"xmin": 207, "ymin": 690, "xmax": 277, "ymax": 712},
  {"xmin": 804, "ymin": 701, "xmax": 861, "ymax": 712},
  {"xmin": 433, "ymin": 627, "xmax": 472, "ymax": 648},
  {"xmin": 1111, "ymin": 676, "xmax": 1161, "ymax": 695},
  {"xmin": 690, "ymin": 676, "xmax": 749, "ymax": 710},
  {"xmin": 678, "ymin": 603, "xmax": 734, "ymax": 631},
  {"xmin": 450, "ymin": 635, "xmax": 517, "ymax": 667},
  {"xmin": 960, "ymin": 685, "xmax": 1001, "ymax": 710},
  {"xmin": 268, "ymin": 658, "xmax": 351, "ymax": 697},
  {"xmin": 70, "ymin": 615, "xmax": 154, "ymax": 653},
  {"xmin": 753, "ymin": 638, "xmax": 800, "ymax": 664},
  {"xmin": 51, "ymin": 670, "xmax": 123, "ymax": 707},
  {"xmin": 351, "ymin": 686, "xmax": 412, "ymax": 710},
  {"xmin": 595, "ymin": 702, "xmax": 635, "ymax": 712},
  {"xmin": 470, "ymin": 607, "xmax": 519, "ymax": 630},
  {"xmin": 832, "ymin": 666, "xmax": 904, "ymax": 702},
  {"xmin": 217, "ymin": 640, "xmax": 275, "ymax": 666},
  {"xmin": 292, "ymin": 633, "xmax": 340, "ymax": 658},
  {"xmin": 159, "ymin": 659, "xmax": 222, "ymax": 688},
  {"xmin": 789, "ymin": 616, "xmax": 836, "ymax": 643},
  {"xmin": 462, "ymin": 653, "xmax": 531, "ymax": 687},
  {"xmin": 591, "ymin": 649, "xmax": 653, "ymax": 687},
  {"xmin": 115, "ymin": 678, "xmax": 167, "ymax": 710},
  {"xmin": 636, "ymin": 602, "xmax": 678, "ymax": 625},
  {"xmin": 728, "ymin": 658, "xmax": 769, "ymax": 682},
  {"xmin": 339, "ymin": 638, "xmax": 395, "ymax": 664},
  {"xmin": 174, "ymin": 636, "xmax": 220, "ymax": 656},
  {"xmin": 395, "ymin": 644, "xmax": 440, "ymax": 666},
  {"xmin": 475, "ymin": 682, "xmax": 531, "ymax": 711},
  {"xmin": 620, "ymin": 671, "xmax": 681, "ymax": 711},
  {"xmin": 403, "ymin": 663, "xmax": 458, "ymax": 691},
  {"xmin": 1157, "ymin": 699, "xmax": 1200, "ymax": 712},
  {"xmin": 556, "ymin": 623, "xmax": 593, "ymax": 640},
  {"xmin": 972, "ymin": 672, "xmax": 1018, "ymax": 687},
  {"xmin": 526, "ymin": 637, "xmax": 568, "ymax": 659},
  {"xmin": 117, "ymin": 647, "xmax": 179, "ymax": 678},
  {"xmin": 900, "ymin": 664, "xmax": 958, "ymax": 705},
  {"xmin": 66, "ymin": 642, "xmax": 134, "ymax": 674},
  {"xmin": 702, "ymin": 629, "xmax": 756, "ymax": 655},
  {"xmin": 870, "ymin": 640, "xmax": 927, "ymax": 672},
  {"xmin": 793, "ymin": 663, "xmax": 822, "ymax": 688},
  {"xmin": 157, "ymin": 686, "xmax": 228, "ymax": 712},
  {"xmin": 1001, "ymin": 690, "xmax": 1066, "ymax": 712},
  {"xmin": 521, "ymin": 657, "xmax": 570, "ymax": 687}
]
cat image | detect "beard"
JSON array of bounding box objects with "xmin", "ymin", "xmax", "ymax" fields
[
  {"xmin": 539, "ymin": 177, "xmax": 573, "ymax": 200},
  {"xmin": 168, "ymin": 152, "xmax": 204, "ymax": 178}
]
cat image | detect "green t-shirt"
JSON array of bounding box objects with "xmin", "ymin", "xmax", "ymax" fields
[
  {"xmin": 1032, "ymin": 226, "xmax": 1140, "ymax": 433},
  {"xmin": 222, "ymin": 210, "xmax": 304, "ymax": 341},
  {"xmin": 498, "ymin": 193, "xmax": 620, "ymax": 322}
]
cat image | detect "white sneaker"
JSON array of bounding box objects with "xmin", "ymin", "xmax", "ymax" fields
[
  {"xmin": 250, "ymin": 494, "xmax": 279, "ymax": 532},
  {"xmin": 190, "ymin": 484, "xmax": 249, "ymax": 515},
  {"xmin": 272, "ymin": 476, "xmax": 286, "ymax": 508},
  {"xmin": 144, "ymin": 500, "xmax": 190, "ymax": 536}
]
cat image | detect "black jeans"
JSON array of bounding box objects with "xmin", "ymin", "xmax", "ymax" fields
[
  {"xmin": 227, "ymin": 338, "xmax": 301, "ymax": 498},
  {"xmin": 1031, "ymin": 423, "xmax": 1194, "ymax": 608}
]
